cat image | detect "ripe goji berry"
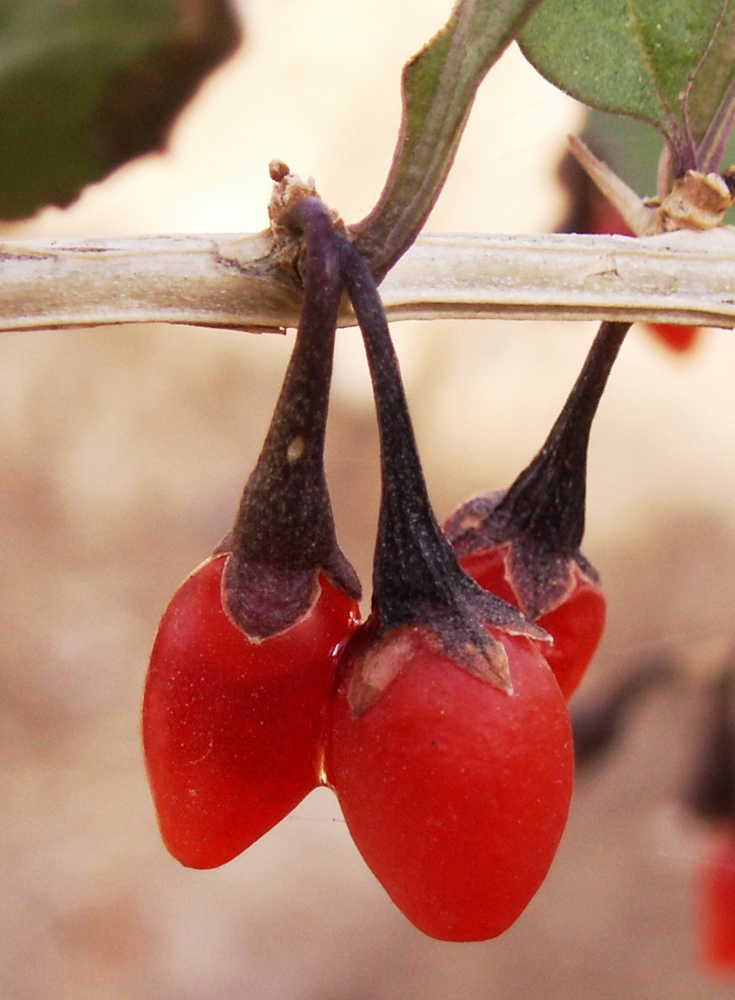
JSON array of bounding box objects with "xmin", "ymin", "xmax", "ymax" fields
[
  {"xmin": 143, "ymin": 177, "xmax": 361, "ymax": 866},
  {"xmin": 324, "ymin": 236, "xmax": 573, "ymax": 941}
]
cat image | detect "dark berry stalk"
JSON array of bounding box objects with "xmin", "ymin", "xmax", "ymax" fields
[
  {"xmin": 447, "ymin": 320, "xmax": 630, "ymax": 619},
  {"xmin": 494, "ymin": 320, "xmax": 628, "ymax": 554},
  {"xmin": 571, "ymin": 655, "xmax": 675, "ymax": 767},
  {"xmin": 223, "ymin": 194, "xmax": 360, "ymax": 639},
  {"xmin": 337, "ymin": 235, "xmax": 544, "ymax": 690},
  {"xmin": 686, "ymin": 666, "xmax": 735, "ymax": 823}
]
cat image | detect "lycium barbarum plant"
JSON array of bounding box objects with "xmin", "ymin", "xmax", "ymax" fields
[
  {"xmin": 444, "ymin": 319, "xmax": 629, "ymax": 699},
  {"xmin": 142, "ymin": 172, "xmax": 361, "ymax": 869},
  {"xmin": 323, "ymin": 235, "xmax": 574, "ymax": 942},
  {"xmin": 10, "ymin": 0, "xmax": 735, "ymax": 983}
]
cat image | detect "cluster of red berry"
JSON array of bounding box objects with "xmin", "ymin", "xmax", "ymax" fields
[{"xmin": 141, "ymin": 176, "xmax": 625, "ymax": 942}]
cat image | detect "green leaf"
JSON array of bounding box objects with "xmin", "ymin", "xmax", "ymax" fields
[
  {"xmin": 686, "ymin": 3, "xmax": 735, "ymax": 170},
  {"xmin": 353, "ymin": 0, "xmax": 545, "ymax": 280},
  {"xmin": 0, "ymin": 0, "xmax": 241, "ymax": 221},
  {"xmin": 520, "ymin": 0, "xmax": 735, "ymax": 173}
]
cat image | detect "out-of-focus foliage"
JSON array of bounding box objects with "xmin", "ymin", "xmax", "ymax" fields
[{"xmin": 0, "ymin": 0, "xmax": 241, "ymax": 220}]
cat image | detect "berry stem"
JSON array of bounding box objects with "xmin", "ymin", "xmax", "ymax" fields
[
  {"xmin": 492, "ymin": 320, "xmax": 630, "ymax": 559},
  {"xmin": 337, "ymin": 235, "xmax": 543, "ymax": 685},
  {"xmin": 223, "ymin": 195, "xmax": 360, "ymax": 638},
  {"xmin": 686, "ymin": 666, "xmax": 735, "ymax": 823},
  {"xmin": 446, "ymin": 319, "xmax": 629, "ymax": 620},
  {"xmin": 572, "ymin": 655, "xmax": 675, "ymax": 767}
]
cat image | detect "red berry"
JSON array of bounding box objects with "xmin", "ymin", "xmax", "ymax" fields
[
  {"xmin": 458, "ymin": 546, "xmax": 605, "ymax": 699},
  {"xmin": 445, "ymin": 320, "xmax": 625, "ymax": 700},
  {"xmin": 325, "ymin": 622, "xmax": 573, "ymax": 941},
  {"xmin": 699, "ymin": 826, "xmax": 735, "ymax": 973},
  {"xmin": 646, "ymin": 322, "xmax": 700, "ymax": 353},
  {"xmin": 329, "ymin": 236, "xmax": 572, "ymax": 941},
  {"xmin": 142, "ymin": 184, "xmax": 361, "ymax": 867},
  {"xmin": 143, "ymin": 553, "xmax": 360, "ymax": 868}
]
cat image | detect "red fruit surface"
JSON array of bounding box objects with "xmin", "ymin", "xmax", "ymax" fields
[
  {"xmin": 325, "ymin": 625, "xmax": 574, "ymax": 941},
  {"xmin": 457, "ymin": 546, "xmax": 605, "ymax": 699},
  {"xmin": 143, "ymin": 553, "xmax": 361, "ymax": 869},
  {"xmin": 700, "ymin": 825, "xmax": 735, "ymax": 973},
  {"xmin": 646, "ymin": 322, "xmax": 700, "ymax": 353}
]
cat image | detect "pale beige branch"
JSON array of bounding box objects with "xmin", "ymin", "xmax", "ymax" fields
[{"xmin": 1, "ymin": 227, "xmax": 735, "ymax": 333}]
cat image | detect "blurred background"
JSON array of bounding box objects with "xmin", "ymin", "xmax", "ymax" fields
[{"xmin": 3, "ymin": 0, "xmax": 735, "ymax": 997}]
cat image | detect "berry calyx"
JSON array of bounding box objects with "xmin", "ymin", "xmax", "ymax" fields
[
  {"xmin": 324, "ymin": 237, "xmax": 573, "ymax": 941},
  {"xmin": 445, "ymin": 319, "xmax": 629, "ymax": 697},
  {"xmin": 142, "ymin": 176, "xmax": 361, "ymax": 868}
]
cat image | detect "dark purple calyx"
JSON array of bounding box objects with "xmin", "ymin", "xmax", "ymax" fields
[
  {"xmin": 222, "ymin": 181, "xmax": 360, "ymax": 639},
  {"xmin": 445, "ymin": 320, "xmax": 630, "ymax": 620},
  {"xmin": 337, "ymin": 234, "xmax": 546, "ymax": 707}
]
